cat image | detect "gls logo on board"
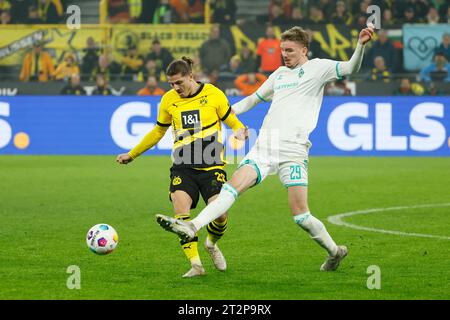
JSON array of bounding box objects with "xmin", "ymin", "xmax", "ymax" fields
[
  {"xmin": 328, "ymin": 102, "xmax": 447, "ymax": 152},
  {"xmin": 0, "ymin": 102, "xmax": 30, "ymax": 150},
  {"xmin": 110, "ymin": 102, "xmax": 172, "ymax": 150},
  {"xmin": 0, "ymin": 102, "xmax": 12, "ymax": 148}
]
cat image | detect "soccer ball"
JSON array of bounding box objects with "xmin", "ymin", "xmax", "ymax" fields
[{"xmin": 86, "ymin": 224, "xmax": 119, "ymax": 255}]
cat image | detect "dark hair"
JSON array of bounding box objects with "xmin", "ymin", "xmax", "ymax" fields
[
  {"xmin": 281, "ymin": 26, "xmax": 310, "ymax": 49},
  {"xmin": 166, "ymin": 56, "xmax": 194, "ymax": 77}
]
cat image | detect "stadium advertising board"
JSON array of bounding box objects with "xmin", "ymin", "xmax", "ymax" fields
[{"xmin": 0, "ymin": 96, "xmax": 448, "ymax": 156}]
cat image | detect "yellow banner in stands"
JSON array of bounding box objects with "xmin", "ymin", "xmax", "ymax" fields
[
  {"xmin": 0, "ymin": 23, "xmax": 369, "ymax": 68},
  {"xmin": 0, "ymin": 25, "xmax": 103, "ymax": 66},
  {"xmin": 111, "ymin": 24, "xmax": 211, "ymax": 56},
  {"xmin": 0, "ymin": 24, "xmax": 211, "ymax": 67}
]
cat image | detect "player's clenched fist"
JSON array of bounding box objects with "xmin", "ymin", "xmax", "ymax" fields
[
  {"xmin": 234, "ymin": 127, "xmax": 249, "ymax": 141},
  {"xmin": 359, "ymin": 25, "xmax": 374, "ymax": 45},
  {"xmin": 116, "ymin": 153, "xmax": 133, "ymax": 164}
]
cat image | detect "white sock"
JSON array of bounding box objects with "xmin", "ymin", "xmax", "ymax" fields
[
  {"xmin": 294, "ymin": 212, "xmax": 338, "ymax": 256},
  {"xmin": 191, "ymin": 183, "xmax": 238, "ymax": 231}
]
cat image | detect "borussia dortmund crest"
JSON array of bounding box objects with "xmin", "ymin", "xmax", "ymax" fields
[
  {"xmin": 172, "ymin": 176, "xmax": 182, "ymax": 186},
  {"xmin": 200, "ymin": 96, "xmax": 208, "ymax": 106},
  {"xmin": 298, "ymin": 68, "xmax": 304, "ymax": 78}
]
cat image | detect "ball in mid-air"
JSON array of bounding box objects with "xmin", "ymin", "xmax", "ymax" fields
[{"xmin": 86, "ymin": 224, "xmax": 119, "ymax": 255}]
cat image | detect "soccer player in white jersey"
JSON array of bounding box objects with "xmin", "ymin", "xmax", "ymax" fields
[{"xmin": 157, "ymin": 25, "xmax": 374, "ymax": 271}]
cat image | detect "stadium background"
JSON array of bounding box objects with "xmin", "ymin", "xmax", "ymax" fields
[{"xmin": 1, "ymin": 0, "xmax": 450, "ymax": 301}]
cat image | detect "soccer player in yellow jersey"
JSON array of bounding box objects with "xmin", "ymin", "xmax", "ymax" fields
[{"xmin": 116, "ymin": 57, "xmax": 248, "ymax": 277}]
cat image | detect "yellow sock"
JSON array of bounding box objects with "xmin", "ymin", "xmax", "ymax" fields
[
  {"xmin": 207, "ymin": 217, "xmax": 228, "ymax": 244},
  {"xmin": 175, "ymin": 214, "xmax": 202, "ymax": 266},
  {"xmin": 181, "ymin": 241, "xmax": 201, "ymax": 266}
]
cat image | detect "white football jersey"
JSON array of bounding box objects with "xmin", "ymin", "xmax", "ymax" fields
[{"xmin": 255, "ymin": 59, "xmax": 341, "ymax": 147}]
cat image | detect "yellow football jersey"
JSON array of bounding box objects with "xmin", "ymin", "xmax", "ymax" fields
[{"xmin": 129, "ymin": 83, "xmax": 245, "ymax": 170}]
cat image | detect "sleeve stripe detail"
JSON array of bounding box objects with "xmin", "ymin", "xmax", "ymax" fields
[
  {"xmin": 220, "ymin": 107, "xmax": 232, "ymax": 121},
  {"xmin": 336, "ymin": 62, "xmax": 342, "ymax": 80},
  {"xmin": 157, "ymin": 121, "xmax": 171, "ymax": 127},
  {"xmin": 255, "ymin": 92, "xmax": 267, "ymax": 102},
  {"xmin": 181, "ymin": 121, "xmax": 218, "ymax": 137},
  {"xmin": 201, "ymin": 120, "xmax": 218, "ymax": 131}
]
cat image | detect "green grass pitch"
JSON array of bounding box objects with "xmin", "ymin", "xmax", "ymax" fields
[{"xmin": 1, "ymin": 155, "xmax": 449, "ymax": 300}]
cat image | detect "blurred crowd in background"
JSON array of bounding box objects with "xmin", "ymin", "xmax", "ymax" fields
[
  {"xmin": 2, "ymin": 0, "xmax": 449, "ymax": 26},
  {"xmin": 0, "ymin": 0, "xmax": 449, "ymax": 96}
]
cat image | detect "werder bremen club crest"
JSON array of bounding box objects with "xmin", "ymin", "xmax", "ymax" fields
[{"xmin": 298, "ymin": 68, "xmax": 304, "ymax": 78}]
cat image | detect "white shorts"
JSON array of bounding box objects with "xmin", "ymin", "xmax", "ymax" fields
[{"xmin": 238, "ymin": 141, "xmax": 310, "ymax": 188}]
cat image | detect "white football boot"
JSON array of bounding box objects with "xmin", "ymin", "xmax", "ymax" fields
[
  {"xmin": 320, "ymin": 245, "xmax": 348, "ymax": 271},
  {"xmin": 156, "ymin": 214, "xmax": 196, "ymax": 241},
  {"xmin": 204, "ymin": 237, "xmax": 227, "ymax": 271},
  {"xmin": 182, "ymin": 264, "xmax": 206, "ymax": 278}
]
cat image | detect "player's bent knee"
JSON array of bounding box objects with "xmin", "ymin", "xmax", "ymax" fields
[
  {"xmin": 171, "ymin": 191, "xmax": 193, "ymax": 212},
  {"xmin": 229, "ymin": 167, "xmax": 258, "ymax": 193},
  {"xmin": 288, "ymin": 189, "xmax": 309, "ymax": 214}
]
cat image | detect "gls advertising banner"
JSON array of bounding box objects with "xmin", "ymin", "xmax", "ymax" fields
[{"xmin": 0, "ymin": 96, "xmax": 449, "ymax": 156}]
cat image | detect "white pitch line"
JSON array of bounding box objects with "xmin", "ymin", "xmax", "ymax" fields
[{"xmin": 327, "ymin": 203, "xmax": 450, "ymax": 240}]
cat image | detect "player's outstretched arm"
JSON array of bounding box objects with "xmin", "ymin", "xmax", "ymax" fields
[
  {"xmin": 231, "ymin": 93, "xmax": 263, "ymax": 115},
  {"xmin": 338, "ymin": 26, "xmax": 374, "ymax": 76},
  {"xmin": 232, "ymin": 71, "xmax": 274, "ymax": 114},
  {"xmin": 116, "ymin": 125, "xmax": 169, "ymax": 165}
]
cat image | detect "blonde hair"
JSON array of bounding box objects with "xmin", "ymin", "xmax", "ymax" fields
[{"xmin": 281, "ymin": 26, "xmax": 310, "ymax": 49}]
